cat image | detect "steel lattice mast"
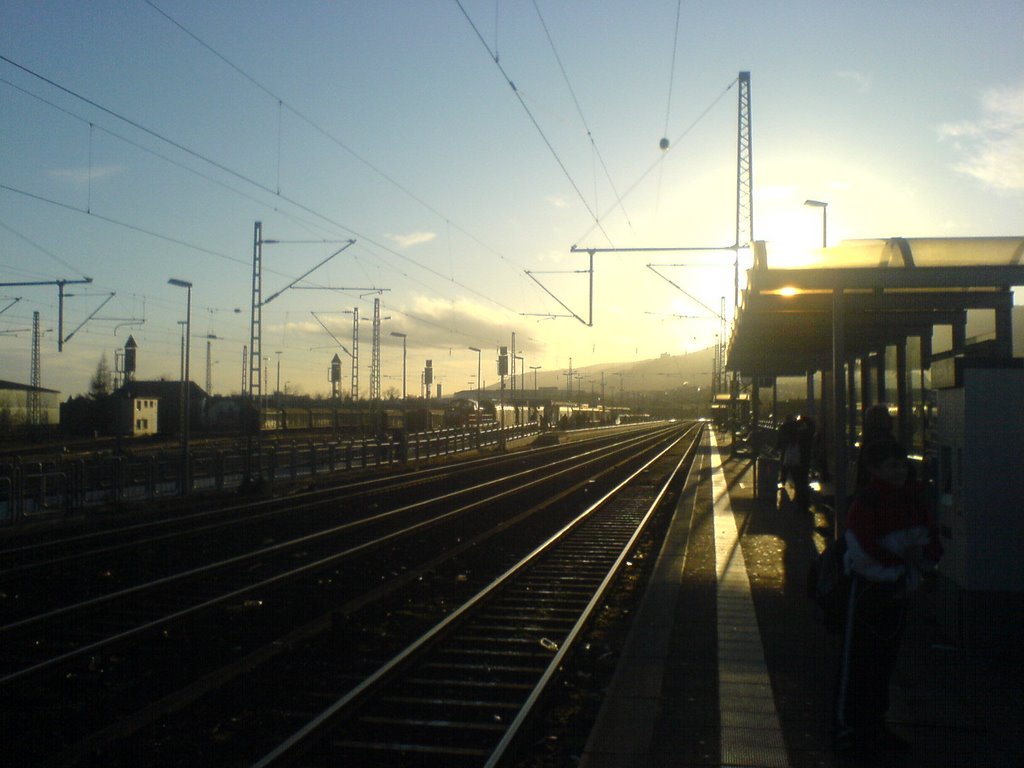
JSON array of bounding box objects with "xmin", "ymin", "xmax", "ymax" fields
[
  {"xmin": 28, "ymin": 310, "xmax": 41, "ymax": 425},
  {"xmin": 249, "ymin": 221, "xmax": 263, "ymax": 401},
  {"xmin": 370, "ymin": 297, "xmax": 381, "ymax": 400},
  {"xmin": 735, "ymin": 71, "xmax": 753, "ymax": 305},
  {"xmin": 350, "ymin": 307, "xmax": 359, "ymax": 400}
]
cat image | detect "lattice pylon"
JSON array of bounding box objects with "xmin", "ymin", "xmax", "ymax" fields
[
  {"xmin": 28, "ymin": 310, "xmax": 41, "ymax": 425},
  {"xmin": 248, "ymin": 221, "xmax": 263, "ymax": 401},
  {"xmin": 370, "ymin": 297, "xmax": 381, "ymax": 400}
]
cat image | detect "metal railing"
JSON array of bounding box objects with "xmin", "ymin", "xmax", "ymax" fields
[{"xmin": 0, "ymin": 422, "xmax": 540, "ymax": 525}]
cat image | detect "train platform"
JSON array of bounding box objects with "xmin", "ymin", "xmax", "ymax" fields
[{"xmin": 579, "ymin": 428, "xmax": 1023, "ymax": 768}]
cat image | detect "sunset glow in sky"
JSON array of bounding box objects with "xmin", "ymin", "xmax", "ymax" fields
[{"xmin": 2, "ymin": 1, "xmax": 1022, "ymax": 398}]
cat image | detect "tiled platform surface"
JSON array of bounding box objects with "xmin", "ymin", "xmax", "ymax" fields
[{"xmin": 581, "ymin": 428, "xmax": 1023, "ymax": 768}]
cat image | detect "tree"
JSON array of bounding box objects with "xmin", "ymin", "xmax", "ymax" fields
[{"xmin": 89, "ymin": 353, "xmax": 112, "ymax": 399}]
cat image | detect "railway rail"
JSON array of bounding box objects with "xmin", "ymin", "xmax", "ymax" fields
[
  {"xmin": 0, "ymin": 423, "xmax": 661, "ymax": 615},
  {"xmin": 253, "ymin": 423, "xmax": 703, "ymax": 767},
  {"xmin": 0, "ymin": 421, "xmax": 700, "ymax": 766}
]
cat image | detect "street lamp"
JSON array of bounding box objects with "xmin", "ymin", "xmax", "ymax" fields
[
  {"xmin": 804, "ymin": 199, "xmax": 828, "ymax": 248},
  {"xmin": 390, "ymin": 332, "xmax": 407, "ymax": 400},
  {"xmin": 468, "ymin": 346, "xmax": 482, "ymax": 405},
  {"xmin": 168, "ymin": 278, "xmax": 192, "ymax": 495}
]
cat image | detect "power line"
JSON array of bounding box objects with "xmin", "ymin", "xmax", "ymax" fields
[
  {"xmin": 574, "ymin": 76, "xmax": 738, "ymax": 246},
  {"xmin": 1, "ymin": 183, "xmax": 250, "ymax": 268},
  {"xmin": 530, "ymin": 0, "xmax": 631, "ymax": 230},
  {"xmin": 0, "ymin": 55, "xmax": 522, "ymax": 315},
  {"xmin": 452, "ymin": 0, "xmax": 614, "ymax": 247},
  {"xmin": 1, "ymin": 75, "xmax": 359, "ymax": 249},
  {"xmin": 0, "ymin": 218, "xmax": 89, "ymax": 278},
  {"xmin": 663, "ymin": 0, "xmax": 684, "ymax": 139},
  {"xmin": 143, "ymin": 0, "xmax": 528, "ymax": 278}
]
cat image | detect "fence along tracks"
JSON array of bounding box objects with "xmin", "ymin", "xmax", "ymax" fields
[
  {"xmin": 0, "ymin": 425, "xmax": 661, "ymax": 628},
  {"xmin": 0, "ymin": 427, "xmax": 672, "ymax": 680},
  {"xmin": 0, "ymin": 423, "xmax": 687, "ymax": 765},
  {"xmin": 253, "ymin": 424, "xmax": 703, "ymax": 767}
]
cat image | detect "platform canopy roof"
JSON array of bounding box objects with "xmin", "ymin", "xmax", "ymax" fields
[{"xmin": 727, "ymin": 237, "xmax": 1024, "ymax": 378}]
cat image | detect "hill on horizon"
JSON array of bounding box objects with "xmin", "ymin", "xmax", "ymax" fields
[{"xmin": 491, "ymin": 305, "xmax": 1024, "ymax": 398}]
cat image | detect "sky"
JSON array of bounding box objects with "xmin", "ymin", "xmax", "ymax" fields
[{"xmin": 2, "ymin": 1, "xmax": 1022, "ymax": 401}]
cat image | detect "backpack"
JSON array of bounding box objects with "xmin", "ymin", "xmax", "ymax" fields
[{"xmin": 807, "ymin": 535, "xmax": 850, "ymax": 634}]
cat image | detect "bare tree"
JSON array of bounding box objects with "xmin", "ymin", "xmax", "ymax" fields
[{"xmin": 88, "ymin": 353, "xmax": 112, "ymax": 399}]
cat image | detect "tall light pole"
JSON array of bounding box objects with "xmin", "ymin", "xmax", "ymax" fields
[
  {"xmin": 530, "ymin": 365, "xmax": 541, "ymax": 390},
  {"xmin": 804, "ymin": 199, "xmax": 828, "ymax": 247},
  {"xmin": 468, "ymin": 346, "xmax": 482, "ymax": 405},
  {"xmin": 390, "ymin": 332, "xmax": 407, "ymax": 400},
  {"xmin": 168, "ymin": 278, "xmax": 192, "ymax": 495}
]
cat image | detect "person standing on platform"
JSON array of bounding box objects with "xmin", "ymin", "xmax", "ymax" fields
[
  {"xmin": 776, "ymin": 414, "xmax": 813, "ymax": 512},
  {"xmin": 834, "ymin": 437, "xmax": 942, "ymax": 756},
  {"xmin": 777, "ymin": 414, "xmax": 800, "ymax": 494},
  {"xmin": 793, "ymin": 414, "xmax": 815, "ymax": 513},
  {"xmin": 855, "ymin": 403, "xmax": 895, "ymax": 488}
]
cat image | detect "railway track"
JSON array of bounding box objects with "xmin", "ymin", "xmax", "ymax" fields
[
  {"xmin": 250, "ymin": 423, "xmax": 703, "ymax": 766},
  {"xmin": 0, "ymin": 424, "xmax": 661, "ymax": 618},
  {"xmin": 0, "ymin": 422, "xmax": 699, "ymax": 766}
]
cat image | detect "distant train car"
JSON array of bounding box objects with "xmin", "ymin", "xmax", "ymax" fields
[
  {"xmin": 406, "ymin": 407, "xmax": 445, "ymax": 432},
  {"xmin": 281, "ymin": 407, "xmax": 312, "ymax": 430},
  {"xmin": 490, "ymin": 403, "xmax": 520, "ymax": 429},
  {"xmin": 372, "ymin": 408, "xmax": 405, "ymax": 438},
  {"xmin": 545, "ymin": 402, "xmax": 576, "ymax": 429},
  {"xmin": 446, "ymin": 398, "xmax": 479, "ymax": 428},
  {"xmin": 606, "ymin": 406, "xmax": 631, "ymax": 425},
  {"xmin": 259, "ymin": 407, "xmax": 283, "ymax": 431},
  {"xmin": 573, "ymin": 406, "xmax": 605, "ymax": 427},
  {"xmin": 333, "ymin": 407, "xmax": 367, "ymax": 433},
  {"xmin": 309, "ymin": 408, "xmax": 334, "ymax": 429}
]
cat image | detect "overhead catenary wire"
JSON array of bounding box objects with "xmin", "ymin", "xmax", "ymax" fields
[
  {"xmin": 142, "ymin": 0, "xmax": 528, "ymax": 280},
  {"xmin": 0, "ymin": 55, "xmax": 523, "ymax": 317},
  {"xmin": 452, "ymin": 0, "xmax": 614, "ymax": 247},
  {"xmin": 1, "ymin": 183, "xmax": 251, "ymax": 270},
  {"xmin": 0, "ymin": 76, "xmax": 343, "ymax": 248},
  {"xmin": 657, "ymin": 0, "xmax": 684, "ymax": 210},
  {"xmin": 573, "ymin": 75, "xmax": 739, "ymax": 246},
  {"xmin": 663, "ymin": 0, "xmax": 684, "ymax": 140},
  {"xmin": 530, "ymin": 0, "xmax": 631, "ymax": 230},
  {"xmin": 0, "ymin": 218, "xmax": 90, "ymax": 279}
]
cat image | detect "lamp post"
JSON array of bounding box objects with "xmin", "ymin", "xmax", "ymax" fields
[
  {"xmin": 468, "ymin": 346, "xmax": 482, "ymax": 405},
  {"xmin": 390, "ymin": 332, "xmax": 407, "ymax": 400},
  {"xmin": 804, "ymin": 199, "xmax": 828, "ymax": 248},
  {"xmin": 168, "ymin": 278, "xmax": 192, "ymax": 495}
]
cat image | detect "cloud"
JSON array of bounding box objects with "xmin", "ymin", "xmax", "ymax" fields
[
  {"xmin": 836, "ymin": 70, "xmax": 871, "ymax": 93},
  {"xmin": 46, "ymin": 165, "xmax": 124, "ymax": 184},
  {"xmin": 400, "ymin": 295, "xmax": 536, "ymax": 351},
  {"xmin": 385, "ymin": 231, "xmax": 437, "ymax": 249},
  {"xmin": 545, "ymin": 195, "xmax": 569, "ymax": 208},
  {"xmin": 938, "ymin": 83, "xmax": 1024, "ymax": 191}
]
